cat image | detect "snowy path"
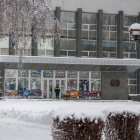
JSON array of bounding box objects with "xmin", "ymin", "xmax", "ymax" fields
[{"xmin": 0, "ymin": 118, "xmax": 52, "ymax": 140}]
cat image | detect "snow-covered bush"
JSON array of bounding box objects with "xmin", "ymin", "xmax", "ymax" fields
[
  {"xmin": 53, "ymin": 116, "xmax": 104, "ymax": 140},
  {"xmin": 105, "ymin": 112, "xmax": 139, "ymax": 140}
]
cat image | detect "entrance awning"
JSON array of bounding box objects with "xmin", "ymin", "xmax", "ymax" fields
[
  {"xmin": 0, "ymin": 55, "xmax": 140, "ymax": 66},
  {"xmin": 0, "ymin": 55, "xmax": 139, "ymax": 72}
]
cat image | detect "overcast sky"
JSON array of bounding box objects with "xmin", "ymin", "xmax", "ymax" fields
[{"xmin": 50, "ymin": 0, "xmax": 140, "ymax": 15}]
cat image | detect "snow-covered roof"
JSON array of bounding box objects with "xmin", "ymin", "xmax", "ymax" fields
[{"xmin": 1, "ymin": 55, "xmax": 140, "ymax": 66}]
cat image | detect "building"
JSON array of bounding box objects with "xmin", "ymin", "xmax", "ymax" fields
[{"xmin": 1, "ymin": 0, "xmax": 140, "ymax": 99}]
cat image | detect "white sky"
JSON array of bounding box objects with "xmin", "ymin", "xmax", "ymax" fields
[{"xmin": 51, "ymin": 0, "xmax": 140, "ymax": 15}]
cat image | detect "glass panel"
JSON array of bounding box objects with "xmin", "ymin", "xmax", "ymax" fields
[
  {"xmin": 31, "ymin": 78, "xmax": 41, "ymax": 90},
  {"xmin": 44, "ymin": 80, "xmax": 47, "ymax": 98},
  {"xmin": 91, "ymin": 72, "xmax": 100, "ymax": 79},
  {"xmin": 61, "ymin": 11, "xmax": 76, "ymax": 23},
  {"xmin": 5, "ymin": 78, "xmax": 16, "ymax": 90},
  {"xmin": 110, "ymin": 32, "xmax": 117, "ymax": 41},
  {"xmin": 18, "ymin": 78, "xmax": 28, "ymax": 90},
  {"xmin": 110, "ymin": 26, "xmax": 117, "ymax": 31},
  {"xmin": 130, "ymin": 53, "xmax": 136, "ymax": 58},
  {"xmin": 61, "ymin": 29, "xmax": 67, "ymax": 38},
  {"xmin": 82, "ymin": 51, "xmax": 88, "ymax": 56},
  {"xmin": 82, "ymin": 30, "xmax": 88, "ymax": 39},
  {"xmin": 43, "ymin": 70, "xmax": 53, "ymax": 78},
  {"xmin": 102, "ymin": 52, "xmax": 108, "ymax": 57},
  {"xmin": 79, "ymin": 80, "xmax": 89, "ymax": 91},
  {"xmin": 82, "ymin": 24, "xmax": 88, "ymax": 30},
  {"xmin": 110, "ymin": 53, "xmax": 116, "ymax": 58},
  {"xmin": 103, "ymin": 31, "xmax": 109, "ymax": 40},
  {"xmin": 89, "ymin": 31, "xmax": 96, "ymax": 40},
  {"xmin": 123, "ymin": 26, "xmax": 129, "ymax": 31},
  {"xmin": 67, "ymin": 79, "xmax": 77, "ymax": 90},
  {"xmin": 129, "ymin": 85, "xmax": 137, "ymax": 94},
  {"xmin": 5, "ymin": 78, "xmax": 16, "ymax": 96},
  {"xmin": 124, "ymin": 16, "xmax": 137, "ymax": 26},
  {"xmin": 49, "ymin": 80, "xmax": 53, "ymax": 98},
  {"xmin": 45, "ymin": 50, "xmax": 53, "ymax": 56},
  {"xmin": 103, "ymin": 26, "xmax": 109, "ymax": 30},
  {"xmin": 68, "ymin": 30, "xmax": 76, "ymax": 38},
  {"xmin": 5, "ymin": 69, "xmax": 17, "ymax": 78},
  {"xmin": 103, "ymin": 41, "xmax": 117, "ymax": 52},
  {"xmin": 123, "ymin": 33, "xmax": 129, "ymax": 41},
  {"xmin": 129, "ymin": 80, "xmax": 137, "ymax": 84},
  {"xmin": 91, "ymin": 80, "xmax": 101, "ymax": 91},
  {"xmin": 68, "ymin": 51, "xmax": 75, "ymax": 56},
  {"xmin": 103, "ymin": 14, "xmax": 117, "ymax": 25},
  {"xmin": 68, "ymin": 71, "xmax": 77, "ymax": 78},
  {"xmin": 31, "ymin": 70, "xmax": 41, "ymax": 77},
  {"xmin": 61, "ymin": 23, "xmax": 67, "ymax": 28},
  {"xmin": 79, "ymin": 71, "xmax": 89, "ymax": 79},
  {"xmin": 82, "ymin": 13, "xmax": 97, "ymax": 24},
  {"xmin": 61, "ymin": 80, "xmax": 65, "ymax": 96},
  {"xmin": 67, "ymin": 23, "xmax": 76, "ymax": 29},
  {"xmin": 55, "ymin": 71, "xmax": 65, "ymax": 78},
  {"xmin": 81, "ymin": 40, "xmax": 96, "ymax": 51},
  {"xmin": 89, "ymin": 25, "xmax": 97, "ymax": 30},
  {"xmin": 128, "ymin": 72, "xmax": 136, "ymax": 79},
  {"xmin": 60, "ymin": 51, "xmax": 67, "ymax": 56},
  {"xmin": 18, "ymin": 70, "xmax": 29, "ymax": 77},
  {"xmin": 123, "ymin": 42, "xmax": 136, "ymax": 52},
  {"xmin": 89, "ymin": 52, "xmax": 97, "ymax": 57},
  {"xmin": 60, "ymin": 39, "xmax": 76, "ymax": 50}
]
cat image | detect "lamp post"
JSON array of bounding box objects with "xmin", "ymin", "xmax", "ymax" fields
[{"xmin": 129, "ymin": 23, "xmax": 140, "ymax": 95}]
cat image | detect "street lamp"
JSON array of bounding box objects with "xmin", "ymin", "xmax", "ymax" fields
[
  {"xmin": 129, "ymin": 23, "xmax": 140, "ymax": 96},
  {"xmin": 129, "ymin": 23, "xmax": 140, "ymax": 40}
]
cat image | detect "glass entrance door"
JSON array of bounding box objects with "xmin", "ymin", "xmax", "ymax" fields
[
  {"xmin": 55, "ymin": 80, "xmax": 65, "ymax": 99},
  {"xmin": 44, "ymin": 79, "xmax": 53, "ymax": 99}
]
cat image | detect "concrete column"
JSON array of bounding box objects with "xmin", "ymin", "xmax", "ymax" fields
[
  {"xmin": 1, "ymin": 66, "xmax": 5, "ymax": 97},
  {"xmin": 31, "ymin": 16, "xmax": 38, "ymax": 56},
  {"xmin": 76, "ymin": 8, "xmax": 82, "ymax": 57},
  {"xmin": 54, "ymin": 7, "xmax": 61, "ymax": 57},
  {"xmin": 117, "ymin": 11, "xmax": 124, "ymax": 58},
  {"xmin": 136, "ymin": 13, "xmax": 140, "ymax": 94},
  {"xmin": 137, "ymin": 69, "xmax": 140, "ymax": 94},
  {"xmin": 136, "ymin": 13, "xmax": 140, "ymax": 59},
  {"xmin": 97, "ymin": 10, "xmax": 103, "ymax": 58}
]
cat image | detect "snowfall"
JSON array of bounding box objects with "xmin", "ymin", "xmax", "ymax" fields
[{"xmin": 0, "ymin": 99, "xmax": 140, "ymax": 140}]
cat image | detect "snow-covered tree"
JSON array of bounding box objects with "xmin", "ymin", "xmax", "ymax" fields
[{"xmin": 0, "ymin": 0, "xmax": 60, "ymax": 68}]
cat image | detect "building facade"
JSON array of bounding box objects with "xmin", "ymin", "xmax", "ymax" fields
[{"xmin": 1, "ymin": 0, "xmax": 140, "ymax": 99}]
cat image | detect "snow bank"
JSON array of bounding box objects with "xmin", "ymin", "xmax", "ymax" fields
[{"xmin": 0, "ymin": 99, "xmax": 140, "ymax": 122}]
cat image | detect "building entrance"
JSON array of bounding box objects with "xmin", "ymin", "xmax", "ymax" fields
[
  {"xmin": 44, "ymin": 79, "xmax": 53, "ymax": 99},
  {"xmin": 55, "ymin": 79, "xmax": 65, "ymax": 98}
]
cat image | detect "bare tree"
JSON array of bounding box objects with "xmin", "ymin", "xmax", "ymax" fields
[{"xmin": 0, "ymin": 0, "xmax": 61, "ymax": 68}]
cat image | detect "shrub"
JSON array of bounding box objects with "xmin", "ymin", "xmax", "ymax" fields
[
  {"xmin": 53, "ymin": 116, "xmax": 104, "ymax": 140},
  {"xmin": 105, "ymin": 112, "xmax": 139, "ymax": 140}
]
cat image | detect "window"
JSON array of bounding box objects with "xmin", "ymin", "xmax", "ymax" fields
[
  {"xmin": 103, "ymin": 14, "xmax": 117, "ymax": 58},
  {"xmin": 123, "ymin": 15, "xmax": 137, "ymax": 58},
  {"xmin": 82, "ymin": 12, "xmax": 97, "ymax": 57},
  {"xmin": 60, "ymin": 11, "xmax": 76, "ymax": 56}
]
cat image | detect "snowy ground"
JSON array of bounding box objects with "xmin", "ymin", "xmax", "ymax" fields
[{"xmin": 0, "ymin": 99, "xmax": 140, "ymax": 140}]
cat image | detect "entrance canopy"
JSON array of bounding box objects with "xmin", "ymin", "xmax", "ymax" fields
[{"xmin": 0, "ymin": 55, "xmax": 140, "ymax": 70}]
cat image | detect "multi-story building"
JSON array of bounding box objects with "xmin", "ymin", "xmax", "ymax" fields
[{"xmin": 1, "ymin": 0, "xmax": 140, "ymax": 99}]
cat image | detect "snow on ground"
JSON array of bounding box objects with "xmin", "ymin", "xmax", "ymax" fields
[{"xmin": 0, "ymin": 99, "xmax": 140, "ymax": 140}]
